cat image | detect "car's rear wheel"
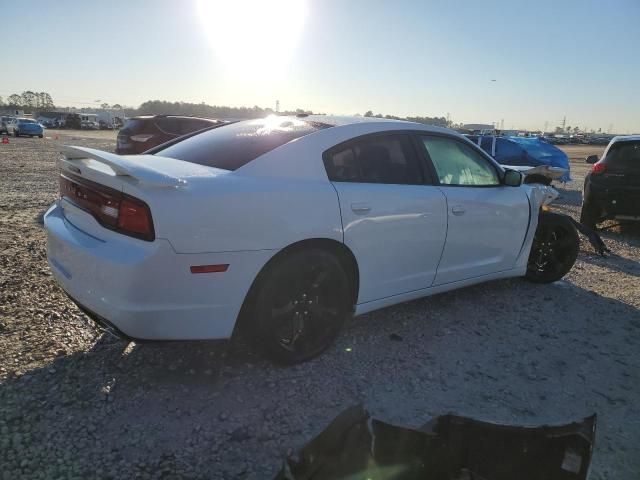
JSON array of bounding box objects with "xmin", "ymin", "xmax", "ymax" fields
[
  {"xmin": 38, "ymin": 134, "xmax": 43, "ymax": 138},
  {"xmin": 251, "ymin": 249, "xmax": 350, "ymax": 364},
  {"xmin": 526, "ymin": 212, "xmax": 579, "ymax": 284}
]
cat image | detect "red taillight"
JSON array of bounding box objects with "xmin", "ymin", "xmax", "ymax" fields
[
  {"xmin": 117, "ymin": 198, "xmax": 154, "ymax": 239},
  {"xmin": 592, "ymin": 162, "xmax": 606, "ymax": 174},
  {"xmin": 60, "ymin": 174, "xmax": 154, "ymax": 241}
]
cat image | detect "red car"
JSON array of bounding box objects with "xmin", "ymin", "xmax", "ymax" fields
[{"xmin": 116, "ymin": 115, "xmax": 224, "ymax": 154}]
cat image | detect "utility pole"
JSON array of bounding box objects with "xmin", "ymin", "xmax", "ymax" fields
[
  {"xmin": 543, "ymin": 121, "xmax": 548, "ymax": 133},
  {"xmin": 275, "ymin": 100, "xmax": 280, "ymax": 113},
  {"xmin": 561, "ymin": 116, "xmax": 566, "ymax": 132}
]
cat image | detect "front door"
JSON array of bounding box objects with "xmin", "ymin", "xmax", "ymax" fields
[{"xmin": 418, "ymin": 135, "xmax": 530, "ymax": 285}]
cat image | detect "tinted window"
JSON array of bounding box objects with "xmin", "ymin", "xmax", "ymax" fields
[
  {"xmin": 19, "ymin": 119, "xmax": 36, "ymax": 124},
  {"xmin": 176, "ymin": 118, "xmax": 216, "ymax": 135},
  {"xmin": 121, "ymin": 118, "xmax": 155, "ymax": 134},
  {"xmin": 604, "ymin": 141, "xmax": 640, "ymax": 170},
  {"xmin": 154, "ymin": 117, "xmax": 180, "ymax": 135},
  {"xmin": 421, "ymin": 136, "xmax": 500, "ymax": 186},
  {"xmin": 156, "ymin": 117, "xmax": 327, "ymax": 171},
  {"xmin": 324, "ymin": 135, "xmax": 424, "ymax": 185}
]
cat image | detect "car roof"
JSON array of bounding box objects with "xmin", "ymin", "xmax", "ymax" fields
[
  {"xmin": 610, "ymin": 135, "xmax": 640, "ymax": 143},
  {"xmin": 235, "ymin": 115, "xmax": 465, "ymax": 180},
  {"xmin": 300, "ymin": 114, "xmax": 448, "ymax": 131}
]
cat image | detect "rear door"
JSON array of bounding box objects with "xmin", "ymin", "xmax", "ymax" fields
[
  {"xmin": 417, "ymin": 135, "xmax": 530, "ymax": 285},
  {"xmin": 324, "ymin": 133, "xmax": 447, "ymax": 303}
]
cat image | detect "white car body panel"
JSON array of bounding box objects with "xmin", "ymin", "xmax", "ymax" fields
[
  {"xmin": 433, "ymin": 185, "xmax": 530, "ymax": 285},
  {"xmin": 334, "ymin": 182, "xmax": 447, "ymax": 302},
  {"xmin": 45, "ymin": 117, "xmax": 556, "ymax": 341}
]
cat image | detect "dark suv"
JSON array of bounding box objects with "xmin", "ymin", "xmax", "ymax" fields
[
  {"xmin": 116, "ymin": 115, "xmax": 223, "ymax": 154},
  {"xmin": 580, "ymin": 135, "xmax": 640, "ymax": 228}
]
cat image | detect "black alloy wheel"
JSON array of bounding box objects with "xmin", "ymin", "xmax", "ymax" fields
[
  {"xmin": 253, "ymin": 249, "xmax": 350, "ymax": 364},
  {"xmin": 526, "ymin": 212, "xmax": 579, "ymax": 283}
]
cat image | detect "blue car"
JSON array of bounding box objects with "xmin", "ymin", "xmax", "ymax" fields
[
  {"xmin": 466, "ymin": 135, "xmax": 571, "ymax": 182},
  {"xmin": 6, "ymin": 118, "xmax": 45, "ymax": 138}
]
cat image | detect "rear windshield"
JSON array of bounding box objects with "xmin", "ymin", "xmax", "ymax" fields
[
  {"xmin": 19, "ymin": 119, "xmax": 36, "ymax": 124},
  {"xmin": 121, "ymin": 118, "xmax": 153, "ymax": 133},
  {"xmin": 155, "ymin": 117, "xmax": 329, "ymax": 171},
  {"xmin": 604, "ymin": 141, "xmax": 640, "ymax": 169}
]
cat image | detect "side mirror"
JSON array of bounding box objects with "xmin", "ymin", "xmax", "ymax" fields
[
  {"xmin": 503, "ymin": 169, "xmax": 523, "ymax": 187},
  {"xmin": 586, "ymin": 155, "xmax": 598, "ymax": 164}
]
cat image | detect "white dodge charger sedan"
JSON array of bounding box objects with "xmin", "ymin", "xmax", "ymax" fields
[{"xmin": 45, "ymin": 115, "xmax": 578, "ymax": 363}]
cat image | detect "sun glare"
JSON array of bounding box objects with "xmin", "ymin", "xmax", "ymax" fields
[{"xmin": 197, "ymin": 0, "xmax": 308, "ymax": 76}]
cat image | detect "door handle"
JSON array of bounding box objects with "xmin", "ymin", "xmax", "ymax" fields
[
  {"xmin": 351, "ymin": 203, "xmax": 371, "ymax": 214},
  {"xmin": 451, "ymin": 205, "xmax": 466, "ymax": 216}
]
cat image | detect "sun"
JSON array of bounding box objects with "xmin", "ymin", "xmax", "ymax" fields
[{"xmin": 196, "ymin": 0, "xmax": 308, "ymax": 75}]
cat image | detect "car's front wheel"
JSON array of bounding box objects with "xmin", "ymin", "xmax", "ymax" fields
[
  {"xmin": 13, "ymin": 130, "xmax": 18, "ymax": 137},
  {"xmin": 251, "ymin": 249, "xmax": 351, "ymax": 364},
  {"xmin": 526, "ymin": 212, "xmax": 579, "ymax": 283}
]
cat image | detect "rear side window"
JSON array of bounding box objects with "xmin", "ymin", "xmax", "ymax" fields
[
  {"xmin": 324, "ymin": 135, "xmax": 424, "ymax": 185},
  {"xmin": 156, "ymin": 117, "xmax": 328, "ymax": 171},
  {"xmin": 604, "ymin": 141, "xmax": 640, "ymax": 169}
]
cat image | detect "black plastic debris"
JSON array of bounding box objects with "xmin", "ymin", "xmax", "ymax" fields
[{"xmin": 275, "ymin": 405, "xmax": 596, "ymax": 480}]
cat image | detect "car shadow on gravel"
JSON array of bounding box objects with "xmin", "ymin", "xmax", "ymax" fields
[
  {"xmin": 579, "ymin": 251, "xmax": 640, "ymax": 277},
  {"xmin": 1, "ymin": 278, "xmax": 640, "ymax": 478}
]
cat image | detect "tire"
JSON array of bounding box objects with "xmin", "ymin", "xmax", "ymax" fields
[
  {"xmin": 250, "ymin": 249, "xmax": 351, "ymax": 364},
  {"xmin": 526, "ymin": 212, "xmax": 579, "ymax": 283},
  {"xmin": 579, "ymin": 199, "xmax": 599, "ymax": 229},
  {"xmin": 13, "ymin": 130, "xmax": 18, "ymax": 137},
  {"xmin": 38, "ymin": 134, "xmax": 43, "ymax": 139}
]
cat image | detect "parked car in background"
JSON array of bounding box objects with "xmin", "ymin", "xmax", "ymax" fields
[
  {"xmin": 116, "ymin": 115, "xmax": 225, "ymax": 154},
  {"xmin": 466, "ymin": 135, "xmax": 571, "ymax": 182},
  {"xmin": 580, "ymin": 135, "xmax": 640, "ymax": 228},
  {"xmin": 1, "ymin": 116, "xmax": 14, "ymax": 134},
  {"xmin": 46, "ymin": 116, "xmax": 577, "ymax": 364},
  {"xmin": 6, "ymin": 118, "xmax": 44, "ymax": 138}
]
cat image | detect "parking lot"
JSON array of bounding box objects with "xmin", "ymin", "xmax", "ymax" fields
[{"xmin": 1, "ymin": 134, "xmax": 639, "ymax": 479}]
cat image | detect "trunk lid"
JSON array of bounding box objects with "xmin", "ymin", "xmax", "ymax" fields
[{"xmin": 58, "ymin": 146, "xmax": 229, "ymax": 241}]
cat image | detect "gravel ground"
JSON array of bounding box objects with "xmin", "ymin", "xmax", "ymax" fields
[{"xmin": 1, "ymin": 135, "xmax": 639, "ymax": 479}]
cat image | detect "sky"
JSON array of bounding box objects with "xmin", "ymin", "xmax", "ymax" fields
[{"xmin": 2, "ymin": 0, "xmax": 639, "ymax": 132}]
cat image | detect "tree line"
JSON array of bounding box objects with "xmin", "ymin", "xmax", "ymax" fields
[
  {"xmin": 0, "ymin": 94, "xmax": 449, "ymax": 128},
  {"xmin": 137, "ymin": 100, "xmax": 449, "ymax": 127},
  {"xmin": 0, "ymin": 91, "xmax": 55, "ymax": 110}
]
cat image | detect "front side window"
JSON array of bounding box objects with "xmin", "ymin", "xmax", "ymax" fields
[
  {"xmin": 421, "ymin": 136, "xmax": 500, "ymax": 186},
  {"xmin": 324, "ymin": 134, "xmax": 424, "ymax": 185}
]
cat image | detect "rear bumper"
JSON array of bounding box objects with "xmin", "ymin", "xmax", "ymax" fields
[{"xmin": 45, "ymin": 202, "xmax": 273, "ymax": 340}]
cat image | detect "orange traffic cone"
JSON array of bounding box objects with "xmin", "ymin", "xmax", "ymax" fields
[{"xmin": 1, "ymin": 136, "xmax": 9, "ymax": 144}]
